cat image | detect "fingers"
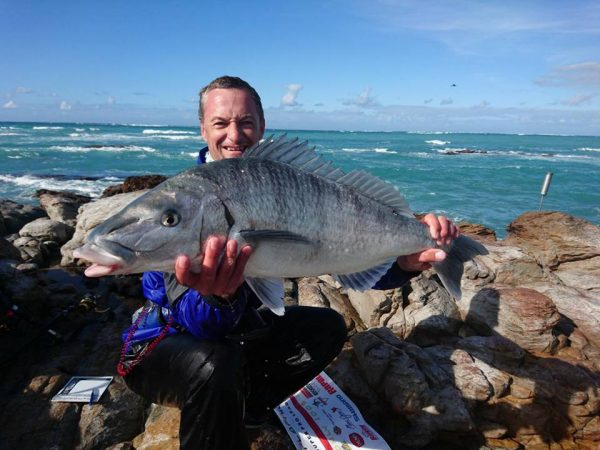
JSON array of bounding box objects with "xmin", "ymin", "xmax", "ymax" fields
[
  {"xmin": 421, "ymin": 213, "xmax": 460, "ymax": 246},
  {"xmin": 175, "ymin": 236, "xmax": 252, "ymax": 297},
  {"xmin": 396, "ymin": 248, "xmax": 446, "ymax": 272}
]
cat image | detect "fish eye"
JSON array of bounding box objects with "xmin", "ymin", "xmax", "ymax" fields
[{"xmin": 160, "ymin": 210, "xmax": 181, "ymax": 227}]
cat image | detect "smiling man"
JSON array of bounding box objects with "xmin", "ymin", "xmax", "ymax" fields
[{"xmin": 200, "ymin": 80, "xmax": 265, "ymax": 161}]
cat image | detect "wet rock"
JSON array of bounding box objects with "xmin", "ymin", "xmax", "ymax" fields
[
  {"xmin": 101, "ymin": 175, "xmax": 167, "ymax": 198},
  {"xmin": 36, "ymin": 189, "xmax": 92, "ymax": 227},
  {"xmin": 0, "ymin": 236, "xmax": 21, "ymax": 260},
  {"xmin": 20, "ymin": 218, "xmax": 74, "ymax": 245},
  {"xmin": 0, "ymin": 199, "xmax": 46, "ymax": 235}
]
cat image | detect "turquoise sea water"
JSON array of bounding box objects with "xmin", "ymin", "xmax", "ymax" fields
[{"xmin": 1, "ymin": 122, "xmax": 599, "ymax": 238}]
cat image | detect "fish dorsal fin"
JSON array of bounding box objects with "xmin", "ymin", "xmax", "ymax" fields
[
  {"xmin": 244, "ymin": 135, "xmax": 413, "ymax": 217},
  {"xmin": 334, "ymin": 257, "xmax": 398, "ymax": 291}
]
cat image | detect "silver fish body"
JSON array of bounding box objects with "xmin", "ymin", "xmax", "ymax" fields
[{"xmin": 74, "ymin": 136, "xmax": 487, "ymax": 315}]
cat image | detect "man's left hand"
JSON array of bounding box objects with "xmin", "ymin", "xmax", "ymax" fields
[{"xmin": 396, "ymin": 213, "xmax": 460, "ymax": 272}]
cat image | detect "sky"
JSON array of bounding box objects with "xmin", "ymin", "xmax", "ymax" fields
[{"xmin": 1, "ymin": 0, "xmax": 599, "ymax": 135}]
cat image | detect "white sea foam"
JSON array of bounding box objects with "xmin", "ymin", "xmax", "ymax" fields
[
  {"xmin": 154, "ymin": 135, "xmax": 197, "ymax": 141},
  {"xmin": 0, "ymin": 132, "xmax": 22, "ymax": 136},
  {"xmin": 142, "ymin": 129, "xmax": 196, "ymax": 135},
  {"xmin": 577, "ymin": 147, "xmax": 600, "ymax": 152},
  {"xmin": 33, "ymin": 126, "xmax": 64, "ymax": 130},
  {"xmin": 0, "ymin": 174, "xmax": 119, "ymax": 198},
  {"xmin": 7, "ymin": 156, "xmax": 22, "ymax": 159},
  {"xmin": 341, "ymin": 148, "xmax": 370, "ymax": 153},
  {"xmin": 425, "ymin": 140, "xmax": 450, "ymax": 146},
  {"xmin": 374, "ymin": 148, "xmax": 397, "ymax": 154},
  {"xmin": 49, "ymin": 145, "xmax": 156, "ymax": 153}
]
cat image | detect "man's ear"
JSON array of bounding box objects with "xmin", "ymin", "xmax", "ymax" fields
[
  {"xmin": 200, "ymin": 121, "xmax": 207, "ymax": 141},
  {"xmin": 259, "ymin": 119, "xmax": 266, "ymax": 136}
]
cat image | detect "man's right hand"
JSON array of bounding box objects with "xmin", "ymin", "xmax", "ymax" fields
[{"xmin": 174, "ymin": 236, "xmax": 253, "ymax": 298}]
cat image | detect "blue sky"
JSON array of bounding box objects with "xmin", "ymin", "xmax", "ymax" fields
[{"xmin": 1, "ymin": 0, "xmax": 599, "ymax": 135}]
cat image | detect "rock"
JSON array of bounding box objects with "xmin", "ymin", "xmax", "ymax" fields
[
  {"xmin": 131, "ymin": 404, "xmax": 179, "ymax": 450},
  {"xmin": 0, "ymin": 199, "xmax": 46, "ymax": 235},
  {"xmin": 78, "ymin": 379, "xmax": 145, "ymax": 450},
  {"xmin": 460, "ymin": 287, "xmax": 560, "ymax": 353},
  {"xmin": 61, "ymin": 191, "xmax": 146, "ymax": 266},
  {"xmin": 19, "ymin": 218, "xmax": 74, "ymax": 245},
  {"xmin": 36, "ymin": 189, "xmax": 92, "ymax": 227},
  {"xmin": 297, "ymin": 276, "xmax": 364, "ymax": 332},
  {"xmin": 101, "ymin": 175, "xmax": 167, "ymax": 198},
  {"xmin": 524, "ymin": 283, "xmax": 600, "ymax": 348},
  {"xmin": 506, "ymin": 212, "xmax": 599, "ymax": 269},
  {"xmin": 458, "ymin": 221, "xmax": 497, "ymax": 243},
  {"xmin": 505, "ymin": 212, "xmax": 600, "ymax": 294},
  {"xmin": 0, "ymin": 236, "xmax": 21, "ymax": 260}
]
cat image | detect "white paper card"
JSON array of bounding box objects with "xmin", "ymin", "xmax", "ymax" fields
[
  {"xmin": 51, "ymin": 376, "xmax": 113, "ymax": 403},
  {"xmin": 275, "ymin": 372, "xmax": 391, "ymax": 450}
]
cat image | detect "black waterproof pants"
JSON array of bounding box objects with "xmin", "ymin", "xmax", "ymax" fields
[{"xmin": 123, "ymin": 306, "xmax": 347, "ymax": 450}]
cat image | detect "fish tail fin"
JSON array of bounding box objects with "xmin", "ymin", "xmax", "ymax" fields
[{"xmin": 432, "ymin": 235, "xmax": 488, "ymax": 300}]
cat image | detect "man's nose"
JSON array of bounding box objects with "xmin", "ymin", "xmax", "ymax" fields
[{"xmin": 226, "ymin": 122, "xmax": 243, "ymax": 142}]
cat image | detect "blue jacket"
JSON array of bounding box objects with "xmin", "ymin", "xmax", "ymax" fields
[{"xmin": 123, "ymin": 146, "xmax": 417, "ymax": 345}]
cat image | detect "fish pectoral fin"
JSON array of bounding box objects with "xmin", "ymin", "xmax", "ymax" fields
[
  {"xmin": 333, "ymin": 257, "xmax": 397, "ymax": 291},
  {"xmin": 239, "ymin": 229, "xmax": 313, "ymax": 245},
  {"xmin": 245, "ymin": 277, "xmax": 286, "ymax": 316}
]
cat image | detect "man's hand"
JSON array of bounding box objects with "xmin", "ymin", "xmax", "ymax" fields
[
  {"xmin": 396, "ymin": 214, "xmax": 460, "ymax": 272},
  {"xmin": 174, "ymin": 236, "xmax": 253, "ymax": 298}
]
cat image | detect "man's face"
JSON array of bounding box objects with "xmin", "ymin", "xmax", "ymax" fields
[{"xmin": 201, "ymin": 88, "xmax": 265, "ymax": 160}]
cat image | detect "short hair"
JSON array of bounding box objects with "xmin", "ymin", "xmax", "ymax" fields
[{"xmin": 198, "ymin": 76, "xmax": 264, "ymax": 124}]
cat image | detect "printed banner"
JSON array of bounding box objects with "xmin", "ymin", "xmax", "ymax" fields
[{"xmin": 275, "ymin": 372, "xmax": 391, "ymax": 450}]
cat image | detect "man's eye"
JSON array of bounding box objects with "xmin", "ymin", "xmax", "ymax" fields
[{"xmin": 161, "ymin": 210, "xmax": 181, "ymax": 227}]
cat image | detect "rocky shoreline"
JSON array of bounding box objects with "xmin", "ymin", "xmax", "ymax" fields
[{"xmin": 0, "ymin": 181, "xmax": 598, "ymax": 450}]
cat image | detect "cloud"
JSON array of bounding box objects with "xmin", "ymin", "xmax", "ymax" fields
[
  {"xmin": 424, "ymin": 98, "xmax": 433, "ymax": 104},
  {"xmin": 107, "ymin": 96, "xmax": 116, "ymax": 105},
  {"xmin": 15, "ymin": 86, "xmax": 32, "ymax": 94},
  {"xmin": 264, "ymin": 102, "xmax": 600, "ymax": 136},
  {"xmin": 59, "ymin": 100, "xmax": 72, "ymax": 111},
  {"xmin": 2, "ymin": 100, "xmax": 17, "ymax": 109},
  {"xmin": 536, "ymin": 61, "xmax": 600, "ymax": 88},
  {"xmin": 281, "ymin": 84, "xmax": 303, "ymax": 107},
  {"xmin": 560, "ymin": 93, "xmax": 595, "ymax": 106},
  {"xmin": 440, "ymin": 98, "xmax": 454, "ymax": 105},
  {"xmin": 474, "ymin": 100, "xmax": 491, "ymax": 108},
  {"xmin": 343, "ymin": 87, "xmax": 379, "ymax": 108}
]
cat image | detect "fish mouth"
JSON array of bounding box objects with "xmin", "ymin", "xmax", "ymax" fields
[{"xmin": 73, "ymin": 240, "xmax": 134, "ymax": 277}]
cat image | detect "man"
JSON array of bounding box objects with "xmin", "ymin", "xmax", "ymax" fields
[{"xmin": 120, "ymin": 76, "xmax": 458, "ymax": 450}]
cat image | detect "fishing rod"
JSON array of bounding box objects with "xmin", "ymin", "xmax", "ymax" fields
[{"xmin": 538, "ymin": 172, "xmax": 553, "ymax": 211}]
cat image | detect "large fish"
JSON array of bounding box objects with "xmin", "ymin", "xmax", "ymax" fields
[{"xmin": 74, "ymin": 135, "xmax": 487, "ymax": 315}]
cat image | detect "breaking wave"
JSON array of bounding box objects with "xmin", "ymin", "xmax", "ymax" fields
[{"xmin": 48, "ymin": 145, "xmax": 157, "ymax": 153}]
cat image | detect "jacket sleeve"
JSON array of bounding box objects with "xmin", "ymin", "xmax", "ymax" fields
[
  {"xmin": 171, "ymin": 288, "xmax": 247, "ymax": 340},
  {"xmin": 157, "ymin": 272, "xmax": 247, "ymax": 340},
  {"xmin": 371, "ymin": 262, "xmax": 420, "ymax": 290}
]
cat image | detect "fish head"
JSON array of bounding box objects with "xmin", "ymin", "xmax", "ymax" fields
[{"xmin": 74, "ymin": 188, "xmax": 206, "ymax": 277}]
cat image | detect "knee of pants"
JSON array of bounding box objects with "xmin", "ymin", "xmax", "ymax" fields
[
  {"xmin": 324, "ymin": 308, "xmax": 347, "ymax": 355},
  {"xmin": 192, "ymin": 341, "xmax": 243, "ymax": 395}
]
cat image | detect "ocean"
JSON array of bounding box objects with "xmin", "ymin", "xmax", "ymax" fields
[{"xmin": 1, "ymin": 122, "xmax": 599, "ymax": 238}]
